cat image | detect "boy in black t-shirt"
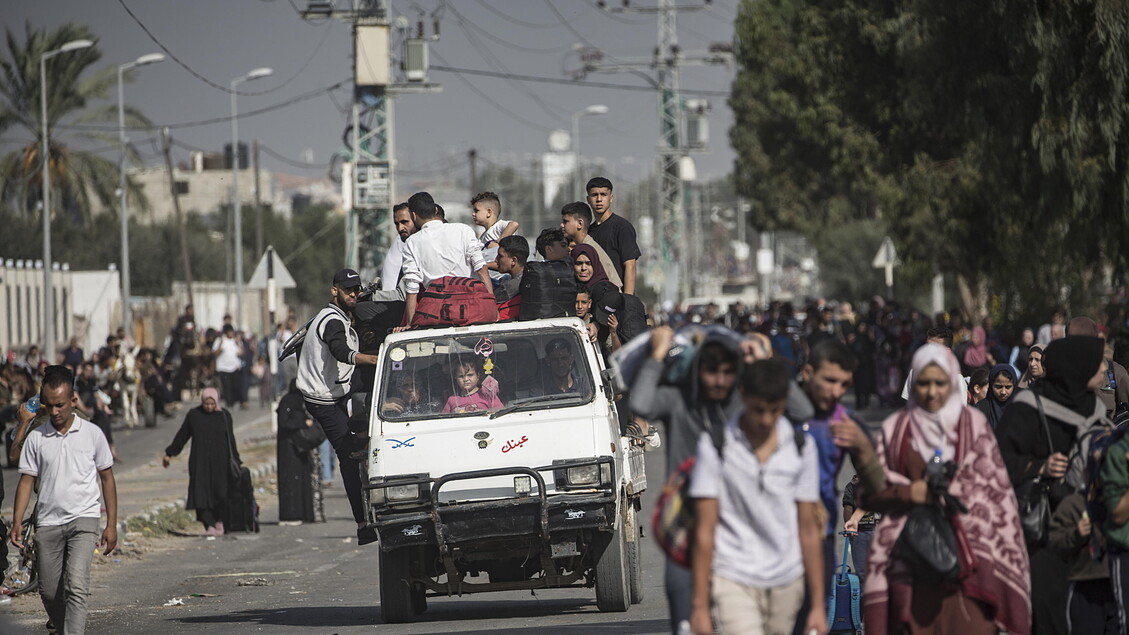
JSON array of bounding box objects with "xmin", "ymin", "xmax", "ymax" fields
[{"xmin": 585, "ymin": 177, "xmax": 642, "ymax": 295}]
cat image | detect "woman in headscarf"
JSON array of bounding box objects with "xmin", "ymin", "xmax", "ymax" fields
[
  {"xmin": 976, "ymin": 363, "xmax": 1017, "ymax": 429},
  {"xmin": 276, "ymin": 379, "xmax": 323, "ymax": 524},
  {"xmin": 163, "ymin": 387, "xmax": 242, "ymax": 535},
  {"xmin": 570, "ymin": 243, "xmax": 610, "ymax": 287},
  {"xmin": 995, "ymin": 335, "xmax": 1107, "ymax": 635},
  {"xmin": 962, "ymin": 326, "xmax": 991, "ymax": 374},
  {"xmin": 1009, "ymin": 327, "xmax": 1036, "ymax": 377},
  {"xmin": 861, "ymin": 343, "xmax": 1030, "ymax": 635},
  {"xmin": 1017, "ymin": 343, "xmax": 1045, "ymax": 390}
]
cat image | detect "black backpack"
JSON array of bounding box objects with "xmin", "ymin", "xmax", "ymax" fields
[{"xmin": 519, "ymin": 260, "xmax": 577, "ymax": 320}]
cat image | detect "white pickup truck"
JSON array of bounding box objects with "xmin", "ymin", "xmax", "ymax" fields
[{"xmin": 360, "ymin": 317, "xmax": 646, "ymax": 623}]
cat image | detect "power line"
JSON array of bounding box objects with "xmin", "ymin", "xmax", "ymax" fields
[
  {"xmin": 448, "ymin": 4, "xmax": 573, "ymax": 54},
  {"xmin": 430, "ymin": 50, "xmax": 554, "ymax": 132},
  {"xmin": 56, "ymin": 79, "xmax": 351, "ymax": 131},
  {"xmin": 430, "ymin": 64, "xmax": 730, "ymax": 97},
  {"xmin": 116, "ymin": 0, "xmax": 333, "ymax": 96},
  {"xmin": 473, "ymin": 0, "xmax": 563, "ymax": 28},
  {"xmin": 543, "ymin": 0, "xmax": 599, "ymax": 50},
  {"xmin": 446, "ymin": 4, "xmax": 571, "ymax": 123},
  {"xmin": 259, "ymin": 143, "xmax": 326, "ymax": 170}
]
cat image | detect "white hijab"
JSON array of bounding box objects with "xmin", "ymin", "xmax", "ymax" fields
[{"xmin": 905, "ymin": 343, "xmax": 966, "ymax": 462}]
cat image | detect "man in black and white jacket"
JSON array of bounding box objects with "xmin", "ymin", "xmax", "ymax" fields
[{"xmin": 297, "ymin": 268, "xmax": 379, "ymax": 543}]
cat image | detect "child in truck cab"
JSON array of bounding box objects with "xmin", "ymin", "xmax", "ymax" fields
[
  {"xmin": 442, "ymin": 358, "xmax": 504, "ymax": 414},
  {"xmin": 382, "ymin": 374, "xmax": 435, "ymax": 417}
]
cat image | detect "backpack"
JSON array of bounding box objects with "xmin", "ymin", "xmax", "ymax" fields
[
  {"xmin": 497, "ymin": 293, "xmax": 522, "ymax": 321},
  {"xmin": 411, "ymin": 276, "xmax": 499, "ymax": 327},
  {"xmin": 617, "ymin": 294, "xmax": 648, "ymax": 343},
  {"xmin": 652, "ymin": 422, "xmax": 806, "ymax": 567},
  {"xmin": 518, "ymin": 260, "xmax": 576, "ymax": 320},
  {"xmin": 1084, "ymin": 406, "xmax": 1129, "ymax": 560}
]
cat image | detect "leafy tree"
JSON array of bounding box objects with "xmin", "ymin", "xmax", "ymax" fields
[
  {"xmin": 0, "ymin": 22, "xmax": 151, "ymax": 223},
  {"xmin": 729, "ymin": 0, "xmax": 1129, "ymax": 323}
]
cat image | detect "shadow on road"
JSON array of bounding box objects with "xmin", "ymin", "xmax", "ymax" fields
[{"xmin": 173, "ymin": 599, "xmax": 665, "ymax": 633}]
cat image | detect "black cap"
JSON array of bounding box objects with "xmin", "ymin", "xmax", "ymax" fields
[
  {"xmin": 332, "ymin": 268, "xmax": 361, "ymax": 287},
  {"xmin": 589, "ymin": 281, "xmax": 624, "ymax": 326}
]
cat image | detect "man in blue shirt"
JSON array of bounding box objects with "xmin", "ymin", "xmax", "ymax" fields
[{"xmin": 795, "ymin": 339, "xmax": 870, "ymax": 634}]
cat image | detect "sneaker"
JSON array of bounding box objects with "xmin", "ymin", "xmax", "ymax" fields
[{"xmin": 214, "ymin": 521, "xmax": 224, "ymax": 535}]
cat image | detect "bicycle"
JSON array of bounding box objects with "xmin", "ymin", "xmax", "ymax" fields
[{"xmin": 3, "ymin": 507, "xmax": 38, "ymax": 596}]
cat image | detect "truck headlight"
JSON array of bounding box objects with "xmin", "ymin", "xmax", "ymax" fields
[
  {"xmin": 514, "ymin": 475, "xmax": 532, "ymax": 496},
  {"xmin": 386, "ymin": 483, "xmax": 421, "ymax": 502},
  {"xmin": 567, "ymin": 465, "xmax": 600, "ymax": 486}
]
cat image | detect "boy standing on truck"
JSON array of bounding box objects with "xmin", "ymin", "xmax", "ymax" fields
[
  {"xmin": 298, "ymin": 268, "xmax": 379, "ymax": 544},
  {"xmin": 471, "ymin": 191, "xmax": 519, "ymax": 251},
  {"xmin": 689, "ymin": 359, "xmax": 827, "ymax": 635}
]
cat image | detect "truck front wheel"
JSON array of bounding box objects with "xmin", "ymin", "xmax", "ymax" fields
[
  {"xmin": 594, "ymin": 529, "xmax": 630, "ymax": 612},
  {"xmin": 379, "ymin": 548, "xmax": 416, "ymax": 624}
]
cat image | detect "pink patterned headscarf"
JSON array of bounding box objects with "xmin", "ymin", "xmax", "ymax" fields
[
  {"xmin": 862, "ymin": 344, "xmax": 1030, "ymax": 635},
  {"xmin": 200, "ymin": 387, "xmax": 220, "ymax": 406}
]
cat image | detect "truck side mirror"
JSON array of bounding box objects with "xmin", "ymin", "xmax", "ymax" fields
[{"xmin": 601, "ymin": 367, "xmax": 626, "ymax": 398}]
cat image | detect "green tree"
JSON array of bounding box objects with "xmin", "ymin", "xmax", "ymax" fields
[
  {"xmin": 0, "ymin": 22, "xmax": 151, "ymax": 222},
  {"xmin": 729, "ymin": 0, "xmax": 1129, "ymax": 323}
]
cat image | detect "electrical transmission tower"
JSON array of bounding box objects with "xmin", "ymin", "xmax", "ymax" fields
[
  {"xmin": 300, "ymin": 0, "xmax": 440, "ymax": 282},
  {"xmin": 579, "ymin": 0, "xmax": 732, "ymax": 302}
]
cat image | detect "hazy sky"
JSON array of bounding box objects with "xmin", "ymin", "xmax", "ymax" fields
[{"xmin": 4, "ymin": 0, "xmax": 741, "ymax": 192}]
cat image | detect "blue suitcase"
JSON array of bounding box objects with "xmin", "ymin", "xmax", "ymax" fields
[{"xmin": 828, "ymin": 532, "xmax": 863, "ymax": 635}]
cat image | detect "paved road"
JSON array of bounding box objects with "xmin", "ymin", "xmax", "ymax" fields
[{"xmin": 2, "ymin": 396, "xmax": 891, "ymax": 634}]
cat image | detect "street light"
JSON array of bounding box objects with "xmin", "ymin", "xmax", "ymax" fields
[
  {"xmin": 230, "ymin": 67, "xmax": 272, "ymax": 330},
  {"xmin": 41, "ymin": 38, "xmax": 93, "ymax": 363},
  {"xmin": 118, "ymin": 52, "xmax": 165, "ymax": 342},
  {"xmin": 571, "ymin": 104, "xmax": 609, "ymax": 199}
]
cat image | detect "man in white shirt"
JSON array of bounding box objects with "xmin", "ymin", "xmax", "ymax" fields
[
  {"xmin": 12, "ymin": 365, "xmax": 117, "ymax": 635},
  {"xmin": 213, "ymin": 324, "xmax": 244, "ymax": 408},
  {"xmin": 398, "ymin": 191, "xmax": 492, "ymax": 326},
  {"xmin": 379, "ymin": 202, "xmax": 413, "ymax": 292}
]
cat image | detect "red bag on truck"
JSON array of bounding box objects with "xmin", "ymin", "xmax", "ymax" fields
[{"xmin": 411, "ymin": 276, "xmax": 499, "ymax": 327}]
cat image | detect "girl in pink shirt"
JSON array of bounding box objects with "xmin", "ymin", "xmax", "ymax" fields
[{"xmin": 442, "ymin": 359, "xmax": 503, "ymax": 414}]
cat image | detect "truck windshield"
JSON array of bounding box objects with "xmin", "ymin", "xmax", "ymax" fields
[{"xmin": 378, "ymin": 328, "xmax": 595, "ymax": 420}]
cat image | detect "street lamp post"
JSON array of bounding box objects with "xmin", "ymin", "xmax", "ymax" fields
[
  {"xmin": 230, "ymin": 67, "xmax": 272, "ymax": 330},
  {"xmin": 40, "ymin": 38, "xmax": 93, "ymax": 363},
  {"xmin": 118, "ymin": 53, "xmax": 164, "ymax": 342},
  {"xmin": 571, "ymin": 104, "xmax": 609, "ymax": 199}
]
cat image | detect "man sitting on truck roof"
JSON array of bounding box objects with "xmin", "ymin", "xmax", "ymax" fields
[
  {"xmin": 398, "ymin": 191, "xmax": 493, "ymax": 328},
  {"xmin": 493, "ymin": 235, "xmax": 528, "ymax": 303}
]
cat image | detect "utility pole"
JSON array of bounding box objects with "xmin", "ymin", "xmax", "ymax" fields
[
  {"xmin": 468, "ymin": 148, "xmax": 478, "ymax": 198},
  {"xmin": 301, "ymin": 0, "xmax": 440, "ymax": 283},
  {"xmin": 578, "ymin": 1, "xmax": 733, "ymax": 303},
  {"xmin": 161, "ymin": 127, "xmax": 194, "ymax": 309},
  {"xmin": 254, "ymin": 139, "xmax": 263, "ymax": 259}
]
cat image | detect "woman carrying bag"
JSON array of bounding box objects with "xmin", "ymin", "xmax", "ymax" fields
[
  {"xmin": 995, "ymin": 335, "xmax": 1108, "ymax": 635},
  {"xmin": 861, "ymin": 343, "xmax": 1030, "ymax": 635},
  {"xmin": 163, "ymin": 387, "xmax": 242, "ymax": 535},
  {"xmin": 277, "ymin": 380, "xmax": 324, "ymax": 524}
]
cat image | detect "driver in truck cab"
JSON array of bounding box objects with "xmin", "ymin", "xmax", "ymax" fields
[
  {"xmin": 297, "ymin": 267, "xmax": 379, "ymax": 545},
  {"xmin": 540, "ymin": 338, "xmax": 592, "ymax": 397}
]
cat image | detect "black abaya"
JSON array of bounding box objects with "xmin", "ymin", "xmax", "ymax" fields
[{"xmin": 165, "ymin": 406, "xmax": 240, "ymax": 517}]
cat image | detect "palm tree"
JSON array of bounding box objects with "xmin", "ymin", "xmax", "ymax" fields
[{"xmin": 0, "ymin": 21, "xmax": 151, "ymax": 223}]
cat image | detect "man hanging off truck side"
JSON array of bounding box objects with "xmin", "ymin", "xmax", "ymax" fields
[{"xmin": 297, "ymin": 267, "xmax": 379, "ymax": 544}]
